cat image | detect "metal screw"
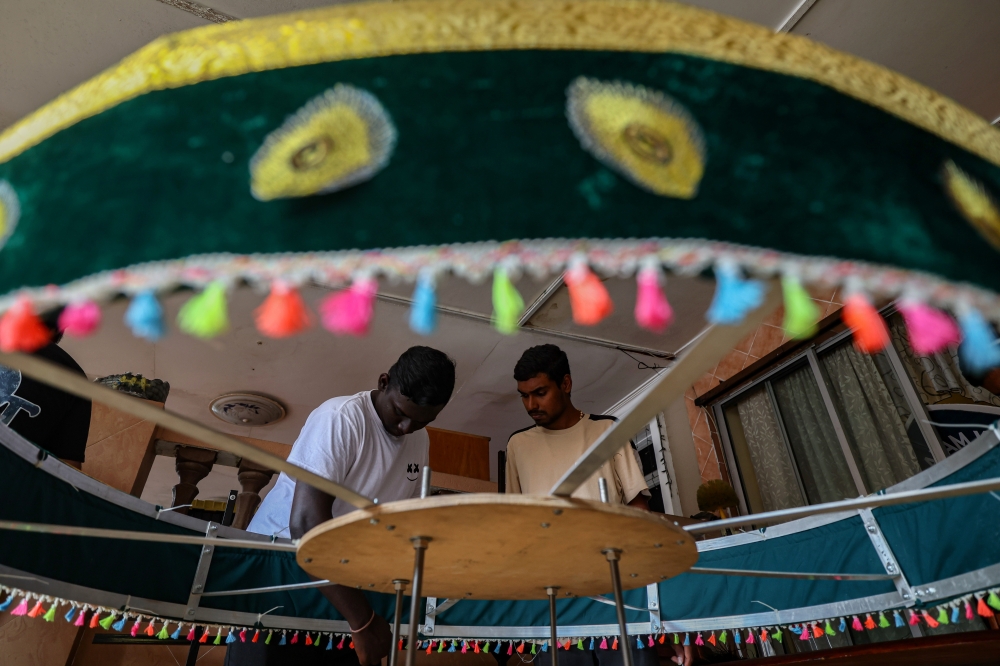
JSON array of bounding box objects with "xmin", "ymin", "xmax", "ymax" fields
[
  {"xmin": 425, "ymin": 626, "xmax": 434, "ymax": 634},
  {"xmin": 867, "ymin": 525, "xmax": 877, "ymax": 534},
  {"xmin": 194, "ymin": 584, "xmax": 203, "ymax": 591},
  {"xmin": 304, "ymin": 558, "xmax": 313, "ymax": 563},
  {"xmin": 210, "ymin": 525, "xmax": 218, "ymax": 531},
  {"xmin": 673, "ymin": 521, "xmax": 679, "ymax": 526},
  {"xmin": 340, "ymin": 559, "xmax": 349, "ymax": 564},
  {"xmin": 552, "ymin": 509, "xmax": 563, "ymax": 516},
  {"xmin": 540, "ymin": 522, "xmax": 550, "ymax": 528},
  {"xmin": 676, "ymin": 540, "xmax": 685, "ymax": 545},
  {"xmin": 386, "ymin": 525, "xmax": 395, "ymax": 531},
  {"xmin": 204, "ymin": 546, "xmax": 213, "ymax": 554},
  {"xmin": 565, "ymin": 592, "xmax": 572, "ymax": 596},
  {"xmin": 650, "ymin": 602, "xmax": 658, "ymax": 608},
  {"xmin": 187, "ymin": 609, "xmax": 195, "ymax": 616},
  {"xmin": 653, "ymin": 543, "xmax": 662, "ymax": 548},
  {"xmin": 369, "ymin": 584, "xmax": 375, "ymax": 588},
  {"xmin": 630, "ymin": 574, "xmax": 638, "ymax": 578},
  {"xmin": 370, "ymin": 518, "xmax": 379, "ymax": 525}
]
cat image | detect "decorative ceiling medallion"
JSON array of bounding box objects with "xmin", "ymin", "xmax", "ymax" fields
[
  {"xmin": 0, "ymin": 181, "xmax": 20, "ymax": 252},
  {"xmin": 566, "ymin": 77, "xmax": 706, "ymax": 199},
  {"xmin": 250, "ymin": 84, "xmax": 397, "ymax": 201},
  {"xmin": 210, "ymin": 393, "xmax": 286, "ymax": 427},
  {"xmin": 942, "ymin": 160, "xmax": 1000, "ymax": 251}
]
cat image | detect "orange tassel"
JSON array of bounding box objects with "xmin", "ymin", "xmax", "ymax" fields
[
  {"xmin": 843, "ymin": 294, "xmax": 889, "ymax": 353},
  {"xmin": 978, "ymin": 596, "xmax": 994, "ymax": 617},
  {"xmin": 0, "ymin": 297, "xmax": 51, "ymax": 352},
  {"xmin": 658, "ymin": 634, "xmax": 665, "ymax": 644},
  {"xmin": 27, "ymin": 600, "xmax": 44, "ymax": 618},
  {"xmin": 863, "ymin": 614, "xmax": 876, "ymax": 630},
  {"xmin": 564, "ymin": 261, "xmax": 613, "ymax": 326},
  {"xmin": 707, "ymin": 632, "xmax": 716, "ymax": 646},
  {"xmin": 254, "ymin": 282, "xmax": 312, "ymax": 338},
  {"xmin": 89, "ymin": 612, "xmax": 101, "ymax": 629}
]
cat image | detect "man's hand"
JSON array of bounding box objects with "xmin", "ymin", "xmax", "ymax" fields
[{"xmin": 351, "ymin": 612, "xmax": 393, "ymax": 665}]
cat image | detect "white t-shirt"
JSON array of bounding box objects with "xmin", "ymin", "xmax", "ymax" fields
[{"xmin": 248, "ymin": 391, "xmax": 429, "ymax": 538}]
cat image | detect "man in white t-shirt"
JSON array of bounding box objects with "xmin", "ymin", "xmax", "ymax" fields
[{"xmin": 233, "ymin": 347, "xmax": 456, "ymax": 666}]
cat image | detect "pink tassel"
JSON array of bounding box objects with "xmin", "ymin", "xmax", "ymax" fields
[
  {"xmin": 564, "ymin": 260, "xmax": 613, "ymax": 326},
  {"xmin": 461, "ymin": 641, "xmax": 468, "ymax": 654},
  {"xmin": 634, "ymin": 265, "xmax": 673, "ymax": 333},
  {"xmin": 647, "ymin": 635, "xmax": 654, "ymax": 647},
  {"xmin": 600, "ymin": 637, "xmax": 608, "ymax": 650},
  {"xmin": 59, "ymin": 300, "xmax": 102, "ymax": 337},
  {"xmin": 507, "ymin": 641, "xmax": 514, "ymax": 656},
  {"xmin": 131, "ymin": 618, "xmax": 142, "ymax": 637},
  {"xmin": 798, "ymin": 625, "xmax": 809, "ymax": 641},
  {"xmin": 319, "ymin": 278, "xmax": 377, "ymax": 336},
  {"xmin": 74, "ymin": 609, "xmax": 86, "ymax": 627},
  {"xmin": 694, "ymin": 633, "xmax": 704, "ymax": 646},
  {"xmin": 187, "ymin": 626, "xmax": 197, "ymax": 641},
  {"xmin": 899, "ymin": 301, "xmax": 961, "ymax": 355},
  {"xmin": 851, "ymin": 616, "xmax": 863, "ymax": 632},
  {"xmin": 908, "ymin": 610, "xmax": 921, "ymax": 625},
  {"xmin": 291, "ymin": 631, "xmax": 299, "ymax": 644},
  {"xmin": 10, "ymin": 597, "xmax": 28, "ymax": 616},
  {"xmin": 746, "ymin": 630, "xmax": 754, "ymax": 644},
  {"xmin": 240, "ymin": 628, "xmax": 247, "ymax": 643},
  {"xmin": 966, "ymin": 600, "xmax": 975, "ymax": 620}
]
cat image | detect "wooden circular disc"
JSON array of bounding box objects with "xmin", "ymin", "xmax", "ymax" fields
[{"xmin": 297, "ymin": 494, "xmax": 697, "ymax": 600}]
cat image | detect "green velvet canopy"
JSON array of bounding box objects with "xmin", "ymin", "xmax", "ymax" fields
[{"xmin": 0, "ymin": 0, "xmax": 999, "ymax": 315}]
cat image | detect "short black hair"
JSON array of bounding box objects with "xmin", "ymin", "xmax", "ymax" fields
[
  {"xmin": 514, "ymin": 344, "xmax": 571, "ymax": 384},
  {"xmin": 387, "ymin": 346, "xmax": 456, "ymax": 406}
]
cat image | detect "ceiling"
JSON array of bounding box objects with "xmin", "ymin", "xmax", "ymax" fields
[{"xmin": 6, "ymin": 0, "xmax": 1000, "ymax": 489}]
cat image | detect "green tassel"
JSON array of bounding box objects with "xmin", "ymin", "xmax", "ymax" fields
[
  {"xmin": 936, "ymin": 608, "xmax": 949, "ymax": 625},
  {"xmin": 491, "ymin": 268, "xmax": 524, "ymax": 335},
  {"xmin": 531, "ymin": 643, "xmax": 537, "ymax": 654},
  {"xmin": 772, "ymin": 628, "xmax": 782, "ymax": 642},
  {"xmin": 988, "ymin": 591, "xmax": 1000, "ymax": 611},
  {"xmin": 157, "ymin": 624, "xmax": 170, "ymax": 640},
  {"xmin": 719, "ymin": 630, "xmax": 728, "ymax": 644},
  {"xmin": 214, "ymin": 631, "xmax": 222, "ymax": 646},
  {"xmin": 265, "ymin": 631, "xmax": 273, "ymax": 645},
  {"xmin": 781, "ymin": 275, "xmax": 819, "ymax": 339},
  {"xmin": 177, "ymin": 282, "xmax": 230, "ymax": 338},
  {"xmin": 878, "ymin": 613, "xmax": 890, "ymax": 628},
  {"xmin": 437, "ymin": 639, "xmax": 445, "ymax": 653},
  {"xmin": 99, "ymin": 613, "xmax": 116, "ymax": 631},
  {"xmin": 673, "ymin": 633, "xmax": 679, "ymax": 644},
  {"xmin": 576, "ymin": 639, "xmax": 583, "ymax": 650},
  {"xmin": 483, "ymin": 642, "xmax": 490, "ymax": 652},
  {"xmin": 825, "ymin": 620, "xmax": 836, "ymax": 635},
  {"xmin": 43, "ymin": 605, "xmax": 57, "ymax": 623}
]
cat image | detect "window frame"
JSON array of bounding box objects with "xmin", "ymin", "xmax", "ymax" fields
[{"xmin": 710, "ymin": 306, "xmax": 946, "ymax": 514}]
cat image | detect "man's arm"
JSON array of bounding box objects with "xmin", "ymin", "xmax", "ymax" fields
[{"xmin": 290, "ymin": 482, "xmax": 392, "ymax": 664}]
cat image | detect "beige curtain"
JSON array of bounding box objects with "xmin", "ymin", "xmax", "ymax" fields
[
  {"xmin": 771, "ymin": 365, "xmax": 859, "ymax": 503},
  {"xmin": 821, "ymin": 345, "xmax": 921, "ymax": 492},
  {"xmin": 735, "ymin": 387, "xmax": 804, "ymax": 512}
]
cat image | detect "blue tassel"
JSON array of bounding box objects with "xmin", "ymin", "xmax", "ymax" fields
[
  {"xmin": 409, "ymin": 275, "xmax": 437, "ymax": 336},
  {"xmin": 734, "ymin": 630, "xmax": 740, "ymax": 645},
  {"xmin": 113, "ymin": 616, "xmax": 127, "ymax": 632},
  {"xmin": 279, "ymin": 632, "xmax": 287, "ymax": 646},
  {"xmin": 125, "ymin": 291, "xmax": 165, "ymax": 341},
  {"xmin": 790, "ymin": 625, "xmax": 802, "ymax": 635},
  {"xmin": 707, "ymin": 262, "xmax": 765, "ymax": 325},
  {"xmin": 493, "ymin": 640, "xmax": 501, "ymax": 654},
  {"xmin": 589, "ymin": 638, "xmax": 595, "ymax": 650},
  {"xmin": 64, "ymin": 607, "xmax": 77, "ymax": 623},
  {"xmin": 951, "ymin": 606, "xmax": 960, "ymax": 624},
  {"xmin": 541, "ymin": 641, "xmax": 548, "ymax": 652},
  {"xmin": 327, "ymin": 635, "xmax": 334, "ymax": 650},
  {"xmin": 893, "ymin": 611, "xmax": 904, "ymax": 628},
  {"xmin": 448, "ymin": 640, "xmax": 457, "ymax": 652},
  {"xmin": 0, "ymin": 594, "xmax": 13, "ymax": 612},
  {"xmin": 958, "ymin": 308, "xmax": 1000, "ymax": 374},
  {"xmin": 683, "ymin": 633, "xmax": 690, "ymax": 646},
  {"xmin": 636, "ymin": 636, "xmax": 643, "ymax": 649},
  {"xmin": 226, "ymin": 629, "xmax": 237, "ymax": 644},
  {"xmin": 838, "ymin": 617, "xmax": 847, "ymax": 632},
  {"xmin": 171, "ymin": 625, "xmax": 182, "ymax": 640}
]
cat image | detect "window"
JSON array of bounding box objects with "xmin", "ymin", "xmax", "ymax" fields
[{"xmin": 715, "ymin": 311, "xmax": 953, "ymax": 514}]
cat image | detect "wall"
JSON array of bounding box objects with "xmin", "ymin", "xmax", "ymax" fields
[{"xmin": 684, "ymin": 287, "xmax": 844, "ymax": 487}]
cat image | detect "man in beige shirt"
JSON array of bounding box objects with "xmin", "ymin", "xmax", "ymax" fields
[{"xmin": 505, "ymin": 344, "xmax": 649, "ymax": 508}]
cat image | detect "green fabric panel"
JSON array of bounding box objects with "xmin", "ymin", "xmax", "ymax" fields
[
  {"xmin": 434, "ymin": 588, "xmax": 649, "ymax": 628},
  {"xmin": 0, "ymin": 438, "xmax": 200, "ymax": 604},
  {"xmin": 874, "ymin": 443, "xmax": 1000, "ymax": 586},
  {"xmin": 1, "ymin": 51, "xmax": 999, "ymax": 297},
  {"xmin": 658, "ymin": 516, "xmax": 894, "ymax": 621}
]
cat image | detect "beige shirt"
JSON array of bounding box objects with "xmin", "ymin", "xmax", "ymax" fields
[{"xmin": 505, "ymin": 414, "xmax": 649, "ymax": 504}]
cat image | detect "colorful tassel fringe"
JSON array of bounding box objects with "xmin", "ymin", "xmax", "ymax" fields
[
  {"xmin": 409, "ymin": 274, "xmax": 437, "ymax": 336},
  {"xmin": 898, "ymin": 301, "xmax": 961, "ymax": 354},
  {"xmin": 781, "ymin": 276, "xmax": 820, "ymax": 340},
  {"xmin": 958, "ymin": 308, "xmax": 1000, "ymax": 374},
  {"xmin": 125, "ymin": 291, "xmax": 166, "ymax": 341},
  {"xmin": 564, "ymin": 260, "xmax": 613, "ymax": 326},
  {"xmin": 59, "ymin": 301, "xmax": 102, "ymax": 337},
  {"xmin": 843, "ymin": 294, "xmax": 889, "ymax": 353},
  {"xmin": 177, "ymin": 282, "xmax": 229, "ymax": 339},
  {"xmin": 254, "ymin": 282, "xmax": 311, "ymax": 338},
  {"xmin": 707, "ymin": 262, "xmax": 765, "ymax": 325},
  {"xmin": 0, "ymin": 297, "xmax": 51, "ymax": 353},
  {"xmin": 634, "ymin": 264, "xmax": 673, "ymax": 333},
  {"xmin": 492, "ymin": 268, "xmax": 524, "ymax": 335},
  {"xmin": 319, "ymin": 278, "xmax": 377, "ymax": 337}
]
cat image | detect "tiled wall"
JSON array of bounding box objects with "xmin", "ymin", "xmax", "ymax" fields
[{"xmin": 684, "ymin": 288, "xmax": 844, "ymax": 484}]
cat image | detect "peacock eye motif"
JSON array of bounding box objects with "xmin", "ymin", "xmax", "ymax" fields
[
  {"xmin": 250, "ymin": 84, "xmax": 397, "ymax": 201},
  {"xmin": 566, "ymin": 77, "xmax": 706, "ymax": 199},
  {"xmin": 0, "ymin": 180, "xmax": 20, "ymax": 252},
  {"xmin": 942, "ymin": 160, "xmax": 1000, "ymax": 251}
]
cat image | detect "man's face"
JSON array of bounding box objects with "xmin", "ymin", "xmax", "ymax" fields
[
  {"xmin": 376, "ymin": 376, "xmax": 445, "ymax": 437},
  {"xmin": 517, "ymin": 372, "xmax": 571, "ymax": 427}
]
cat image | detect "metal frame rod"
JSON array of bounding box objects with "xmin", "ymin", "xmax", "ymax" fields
[
  {"xmin": 390, "ymin": 579, "xmax": 409, "ymax": 666},
  {"xmin": 550, "ymin": 282, "xmax": 781, "ymax": 497},
  {"xmin": 406, "ymin": 538, "xmax": 430, "ymax": 666},
  {"xmin": 0, "ymin": 351, "xmax": 375, "ymax": 508},
  {"xmin": 0, "ymin": 520, "xmax": 298, "ymax": 551},
  {"xmin": 604, "ymin": 549, "xmax": 633, "ymax": 666},
  {"xmin": 684, "ymin": 470, "xmax": 1000, "ymax": 535},
  {"xmin": 420, "ymin": 466, "xmax": 432, "ymax": 499},
  {"xmin": 199, "ymin": 579, "xmax": 331, "ymax": 597},
  {"xmin": 547, "ymin": 587, "xmax": 559, "ymax": 666},
  {"xmin": 688, "ymin": 567, "xmax": 894, "ymax": 581}
]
